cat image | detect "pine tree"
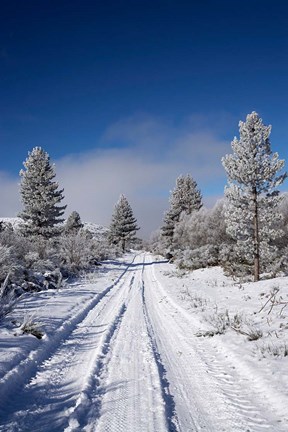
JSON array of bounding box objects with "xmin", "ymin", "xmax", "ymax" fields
[
  {"xmin": 222, "ymin": 112, "xmax": 287, "ymax": 281},
  {"xmin": 19, "ymin": 147, "xmax": 67, "ymax": 238},
  {"xmin": 161, "ymin": 174, "xmax": 202, "ymax": 250},
  {"xmin": 65, "ymin": 211, "xmax": 84, "ymax": 234},
  {"xmin": 108, "ymin": 194, "xmax": 139, "ymax": 252}
]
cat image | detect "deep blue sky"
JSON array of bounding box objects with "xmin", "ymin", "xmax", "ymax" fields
[{"xmin": 0, "ymin": 0, "xmax": 288, "ymax": 231}]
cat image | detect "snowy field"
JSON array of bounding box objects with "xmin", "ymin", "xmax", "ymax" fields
[{"xmin": 0, "ymin": 252, "xmax": 287, "ymax": 431}]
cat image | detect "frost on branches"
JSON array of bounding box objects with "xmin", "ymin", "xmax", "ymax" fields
[
  {"xmin": 222, "ymin": 112, "xmax": 287, "ymax": 281},
  {"xmin": 64, "ymin": 211, "xmax": 84, "ymax": 234},
  {"xmin": 19, "ymin": 147, "xmax": 66, "ymax": 239},
  {"xmin": 108, "ymin": 194, "xmax": 139, "ymax": 252},
  {"xmin": 161, "ymin": 174, "xmax": 202, "ymax": 251}
]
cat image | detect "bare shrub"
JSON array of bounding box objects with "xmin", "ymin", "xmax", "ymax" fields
[
  {"xmin": 199, "ymin": 310, "xmax": 263, "ymax": 341},
  {"xmin": 258, "ymin": 343, "xmax": 288, "ymax": 358},
  {"xmin": 20, "ymin": 315, "xmax": 44, "ymax": 339},
  {"xmin": 179, "ymin": 288, "xmax": 208, "ymax": 310},
  {"xmin": 0, "ymin": 274, "xmax": 19, "ymax": 320},
  {"xmin": 205, "ymin": 310, "xmax": 230, "ymax": 335}
]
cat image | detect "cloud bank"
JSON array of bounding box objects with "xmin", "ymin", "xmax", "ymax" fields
[{"xmin": 0, "ymin": 114, "xmax": 231, "ymax": 237}]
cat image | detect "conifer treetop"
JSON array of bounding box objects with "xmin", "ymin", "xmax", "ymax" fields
[{"xmin": 222, "ymin": 112, "xmax": 287, "ymax": 193}]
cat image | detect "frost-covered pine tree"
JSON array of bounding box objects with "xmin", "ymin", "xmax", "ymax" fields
[
  {"xmin": 19, "ymin": 147, "xmax": 67, "ymax": 238},
  {"xmin": 64, "ymin": 211, "xmax": 84, "ymax": 234},
  {"xmin": 222, "ymin": 112, "xmax": 287, "ymax": 281},
  {"xmin": 161, "ymin": 174, "xmax": 202, "ymax": 250},
  {"xmin": 108, "ymin": 194, "xmax": 139, "ymax": 252}
]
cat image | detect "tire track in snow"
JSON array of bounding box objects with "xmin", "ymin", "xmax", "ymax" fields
[
  {"xmin": 85, "ymin": 253, "xmax": 168, "ymax": 432},
  {"xmin": 0, "ymin": 256, "xmax": 138, "ymax": 430},
  {"xmin": 63, "ymin": 302, "xmax": 127, "ymax": 431},
  {"xmin": 194, "ymin": 338, "xmax": 288, "ymax": 431},
  {"xmin": 193, "ymin": 341, "xmax": 278, "ymax": 431},
  {"xmin": 141, "ymin": 267, "xmax": 180, "ymax": 432}
]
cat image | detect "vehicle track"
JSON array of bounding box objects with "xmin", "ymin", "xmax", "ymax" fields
[
  {"xmin": 0, "ymin": 255, "xmax": 138, "ymax": 431},
  {"xmin": 84, "ymin": 254, "xmax": 168, "ymax": 432},
  {"xmin": 141, "ymin": 270, "xmax": 180, "ymax": 432},
  {"xmin": 2, "ymin": 252, "xmax": 286, "ymax": 432}
]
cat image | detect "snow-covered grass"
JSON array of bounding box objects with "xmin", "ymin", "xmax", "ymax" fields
[
  {"xmin": 153, "ymin": 261, "xmax": 288, "ymax": 415},
  {"xmin": 156, "ymin": 262, "xmax": 288, "ymax": 350}
]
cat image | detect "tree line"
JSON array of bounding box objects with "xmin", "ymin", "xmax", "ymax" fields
[
  {"xmin": 0, "ymin": 147, "xmax": 139, "ymax": 318},
  {"xmin": 1, "ymin": 109, "xmax": 287, "ymax": 315},
  {"xmin": 154, "ymin": 112, "xmax": 287, "ymax": 282}
]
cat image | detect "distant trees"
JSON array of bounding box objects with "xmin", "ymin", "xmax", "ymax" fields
[
  {"xmin": 19, "ymin": 147, "xmax": 66, "ymax": 239},
  {"xmin": 1, "ymin": 113, "xmax": 287, "ymax": 294},
  {"xmin": 171, "ymin": 200, "xmax": 229, "ymax": 269},
  {"xmin": 108, "ymin": 194, "xmax": 139, "ymax": 252},
  {"xmin": 161, "ymin": 174, "xmax": 202, "ymax": 251},
  {"xmin": 64, "ymin": 211, "xmax": 83, "ymax": 234},
  {"xmin": 222, "ymin": 112, "xmax": 287, "ymax": 281},
  {"xmin": 151, "ymin": 113, "xmax": 288, "ymax": 280}
]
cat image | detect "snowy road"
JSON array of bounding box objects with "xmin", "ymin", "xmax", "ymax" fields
[{"xmin": 0, "ymin": 253, "xmax": 287, "ymax": 431}]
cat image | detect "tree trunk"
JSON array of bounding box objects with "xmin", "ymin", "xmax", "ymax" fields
[{"xmin": 252, "ymin": 187, "xmax": 260, "ymax": 281}]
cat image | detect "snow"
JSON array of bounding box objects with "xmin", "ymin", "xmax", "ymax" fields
[
  {"xmin": 0, "ymin": 218, "xmax": 22, "ymax": 229},
  {"xmin": 82, "ymin": 222, "xmax": 108, "ymax": 239},
  {"xmin": 0, "ymin": 253, "xmax": 287, "ymax": 431}
]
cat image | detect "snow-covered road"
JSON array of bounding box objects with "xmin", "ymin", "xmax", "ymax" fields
[{"xmin": 0, "ymin": 253, "xmax": 287, "ymax": 431}]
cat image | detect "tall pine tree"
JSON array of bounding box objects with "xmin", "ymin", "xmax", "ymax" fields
[
  {"xmin": 108, "ymin": 194, "xmax": 139, "ymax": 252},
  {"xmin": 161, "ymin": 174, "xmax": 202, "ymax": 250},
  {"xmin": 222, "ymin": 112, "xmax": 287, "ymax": 281},
  {"xmin": 19, "ymin": 147, "xmax": 66, "ymax": 238}
]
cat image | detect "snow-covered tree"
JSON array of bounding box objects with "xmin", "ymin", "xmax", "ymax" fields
[
  {"xmin": 161, "ymin": 174, "xmax": 202, "ymax": 250},
  {"xmin": 64, "ymin": 211, "xmax": 83, "ymax": 234},
  {"xmin": 222, "ymin": 112, "xmax": 287, "ymax": 281},
  {"xmin": 108, "ymin": 194, "xmax": 139, "ymax": 252},
  {"xmin": 172, "ymin": 199, "xmax": 230, "ymax": 270},
  {"xmin": 19, "ymin": 147, "xmax": 66, "ymax": 238}
]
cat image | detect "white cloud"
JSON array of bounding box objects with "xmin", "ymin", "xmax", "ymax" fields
[{"xmin": 56, "ymin": 114, "xmax": 229, "ymax": 237}]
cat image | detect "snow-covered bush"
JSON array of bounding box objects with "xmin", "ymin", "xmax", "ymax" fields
[
  {"xmin": 0, "ymin": 226, "xmax": 29, "ymax": 281},
  {"xmin": 199, "ymin": 309, "xmax": 263, "ymax": 341},
  {"xmin": 59, "ymin": 228, "xmax": 112, "ymax": 275},
  {"xmin": 23, "ymin": 237, "xmax": 59, "ymax": 272},
  {"xmin": 0, "ymin": 274, "xmax": 19, "ymax": 320},
  {"xmin": 218, "ymin": 243, "xmax": 251, "ymax": 278},
  {"xmin": 205, "ymin": 310, "xmax": 231, "ymax": 335},
  {"xmin": 148, "ymin": 229, "xmax": 162, "ymax": 254},
  {"xmin": 179, "ymin": 288, "xmax": 208, "ymax": 310},
  {"xmin": 91, "ymin": 235, "xmax": 119, "ymax": 261},
  {"xmin": 171, "ymin": 200, "xmax": 230, "ymax": 271},
  {"xmin": 175, "ymin": 245, "xmax": 219, "ymax": 270},
  {"xmin": 59, "ymin": 231, "xmax": 94, "ymax": 273},
  {"xmin": 0, "ymin": 245, "xmax": 14, "ymax": 281}
]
